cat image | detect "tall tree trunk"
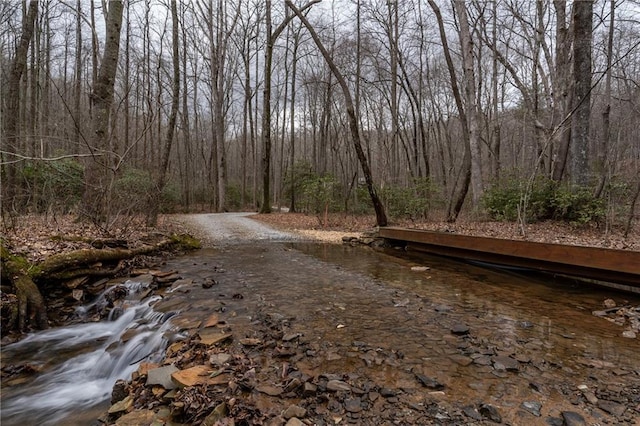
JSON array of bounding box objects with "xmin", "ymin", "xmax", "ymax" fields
[
  {"xmin": 82, "ymin": 0, "xmax": 123, "ymax": 223},
  {"xmin": 428, "ymin": 0, "xmax": 471, "ymax": 222},
  {"xmin": 551, "ymin": 1, "xmax": 572, "ymax": 182},
  {"xmin": 594, "ymin": 0, "xmax": 615, "ymax": 198},
  {"xmin": 261, "ymin": 0, "xmax": 320, "ymax": 214},
  {"xmin": 569, "ymin": 0, "xmax": 593, "ymax": 187},
  {"xmin": 454, "ymin": 1, "xmax": 483, "ymax": 205},
  {"xmin": 149, "ymin": 0, "xmax": 180, "ymax": 226},
  {"xmin": 286, "ymin": 0, "xmax": 388, "ymax": 226},
  {"xmin": 1, "ymin": 0, "xmax": 38, "ymax": 214}
]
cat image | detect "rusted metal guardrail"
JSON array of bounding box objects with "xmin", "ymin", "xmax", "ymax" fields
[{"xmin": 379, "ymin": 227, "xmax": 640, "ymax": 288}]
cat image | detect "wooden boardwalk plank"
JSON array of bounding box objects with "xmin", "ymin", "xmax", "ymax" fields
[{"xmin": 379, "ymin": 227, "xmax": 640, "ymax": 286}]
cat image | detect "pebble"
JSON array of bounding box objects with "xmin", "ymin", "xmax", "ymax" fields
[
  {"xmin": 326, "ymin": 380, "xmax": 351, "ymax": 392},
  {"xmin": 561, "ymin": 411, "xmax": 587, "ymax": 426},
  {"xmin": 450, "ymin": 324, "xmax": 470, "ymax": 335},
  {"xmin": 521, "ymin": 401, "xmax": 541, "ymax": 416},
  {"xmin": 479, "ymin": 404, "xmax": 502, "ymax": 423},
  {"xmin": 344, "ymin": 397, "xmax": 363, "ymax": 413},
  {"xmin": 283, "ymin": 405, "xmax": 307, "ymax": 419}
]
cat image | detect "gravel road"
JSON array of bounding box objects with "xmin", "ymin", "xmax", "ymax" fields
[{"xmin": 175, "ymin": 212, "xmax": 304, "ymax": 246}]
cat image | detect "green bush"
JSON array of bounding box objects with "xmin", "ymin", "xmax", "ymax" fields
[
  {"xmin": 550, "ymin": 186, "xmax": 605, "ymax": 224},
  {"xmin": 382, "ymin": 177, "xmax": 441, "ymax": 220},
  {"xmin": 482, "ymin": 174, "xmax": 605, "ymax": 224},
  {"xmin": 20, "ymin": 158, "xmax": 84, "ymax": 213}
]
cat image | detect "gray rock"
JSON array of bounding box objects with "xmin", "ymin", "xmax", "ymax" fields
[
  {"xmin": 597, "ymin": 400, "xmax": 626, "ymax": 417},
  {"xmin": 462, "ymin": 405, "xmax": 483, "ymax": 421},
  {"xmin": 521, "ymin": 401, "xmax": 542, "ymax": 417},
  {"xmin": 303, "ymin": 382, "xmax": 317, "ymax": 396},
  {"xmin": 415, "ymin": 373, "xmax": 445, "ymax": 390},
  {"xmin": 344, "ymin": 397, "xmax": 363, "ymax": 413},
  {"xmin": 451, "ymin": 324, "xmax": 470, "ymax": 335},
  {"xmin": 283, "ymin": 405, "xmax": 307, "ymax": 419},
  {"xmin": 326, "ymin": 379, "xmax": 351, "ymax": 392},
  {"xmin": 209, "ymin": 352, "xmax": 232, "ymax": 366},
  {"xmin": 111, "ymin": 379, "xmax": 128, "ymax": 404},
  {"xmin": 146, "ymin": 365, "xmax": 179, "ymax": 390},
  {"xmin": 492, "ymin": 355, "xmax": 520, "ymax": 371},
  {"xmin": 479, "ymin": 404, "xmax": 502, "ymax": 423},
  {"xmin": 285, "ymin": 418, "xmax": 304, "ymax": 426},
  {"xmin": 582, "ymin": 390, "xmax": 598, "ymax": 405},
  {"xmin": 561, "ymin": 411, "xmax": 586, "ymax": 426}
]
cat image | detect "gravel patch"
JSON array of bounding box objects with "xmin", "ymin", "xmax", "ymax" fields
[{"xmin": 172, "ymin": 213, "xmax": 312, "ymax": 246}]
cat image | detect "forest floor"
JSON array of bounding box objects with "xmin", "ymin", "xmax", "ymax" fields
[
  {"xmin": 251, "ymin": 212, "xmax": 640, "ymax": 250},
  {"xmin": 2, "ymin": 212, "xmax": 638, "ymax": 264}
]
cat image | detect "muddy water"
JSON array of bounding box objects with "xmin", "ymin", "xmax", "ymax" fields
[{"xmin": 158, "ymin": 242, "xmax": 640, "ymax": 423}]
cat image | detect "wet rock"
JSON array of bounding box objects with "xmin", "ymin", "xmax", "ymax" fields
[
  {"xmin": 492, "ymin": 355, "xmax": 519, "ymax": 371},
  {"xmin": 479, "ymin": 403, "xmax": 502, "ymax": 423},
  {"xmin": 108, "ymin": 395, "xmax": 133, "ymax": 414},
  {"xmin": 283, "ymin": 405, "xmax": 306, "ymax": 419},
  {"xmin": 451, "ymin": 323, "xmax": 470, "ymax": 335},
  {"xmin": 111, "ymin": 379, "xmax": 128, "ymax": 404},
  {"xmin": 462, "ymin": 405, "xmax": 483, "ymax": 421},
  {"xmin": 450, "ymin": 355, "xmax": 473, "ymax": 366},
  {"xmin": 303, "ymin": 381, "xmax": 317, "ymax": 396},
  {"xmin": 380, "ymin": 388, "xmax": 397, "ymax": 397},
  {"xmin": 582, "ymin": 390, "xmax": 598, "ymax": 405},
  {"xmin": 415, "ymin": 373, "xmax": 445, "ymax": 390},
  {"xmin": 198, "ymin": 330, "xmax": 232, "ymax": 346},
  {"xmin": 561, "ymin": 411, "xmax": 586, "ymax": 426},
  {"xmin": 521, "ymin": 401, "xmax": 542, "ymax": 416},
  {"xmin": 282, "ymin": 332, "xmax": 301, "ymax": 341},
  {"xmin": 240, "ymin": 338, "xmax": 262, "ymax": 346},
  {"xmin": 113, "ymin": 408, "xmax": 155, "ymax": 425},
  {"xmin": 202, "ymin": 278, "xmax": 217, "ymax": 288},
  {"xmin": 285, "ymin": 418, "xmax": 304, "ymax": 426},
  {"xmin": 146, "ymin": 365, "xmax": 179, "ymax": 390},
  {"xmin": 171, "ymin": 365, "xmax": 229, "ymax": 387},
  {"xmin": 344, "ymin": 397, "xmax": 363, "ymax": 413},
  {"xmin": 327, "ymin": 379, "xmax": 351, "ymax": 392},
  {"xmin": 201, "ymin": 402, "xmax": 228, "ymax": 426},
  {"xmin": 257, "ymin": 385, "xmax": 283, "ymax": 396},
  {"xmin": 597, "ymin": 400, "xmax": 626, "ymax": 417}
]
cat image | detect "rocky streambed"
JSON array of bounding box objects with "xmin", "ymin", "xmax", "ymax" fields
[
  {"xmin": 96, "ymin": 239, "xmax": 640, "ymax": 426},
  {"xmin": 3, "ymin": 214, "xmax": 639, "ymax": 426}
]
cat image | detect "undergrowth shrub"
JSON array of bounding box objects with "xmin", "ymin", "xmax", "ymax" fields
[
  {"xmin": 382, "ymin": 178, "xmax": 442, "ymax": 220},
  {"xmin": 483, "ymin": 174, "xmax": 605, "ymax": 224},
  {"xmin": 20, "ymin": 158, "xmax": 84, "ymax": 213}
]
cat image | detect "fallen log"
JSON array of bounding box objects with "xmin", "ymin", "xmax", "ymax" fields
[{"xmin": 1, "ymin": 233, "xmax": 200, "ymax": 334}]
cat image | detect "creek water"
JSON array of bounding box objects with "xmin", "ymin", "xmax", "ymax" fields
[
  {"xmin": 1, "ymin": 280, "xmax": 177, "ymax": 426},
  {"xmin": 2, "ymin": 242, "xmax": 639, "ymax": 424}
]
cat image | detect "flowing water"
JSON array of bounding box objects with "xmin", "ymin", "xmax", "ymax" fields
[
  {"xmin": 1, "ymin": 280, "xmax": 178, "ymax": 426},
  {"xmin": 2, "ymin": 241, "xmax": 639, "ymax": 424}
]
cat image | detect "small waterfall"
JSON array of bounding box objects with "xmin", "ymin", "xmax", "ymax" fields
[{"xmin": 1, "ymin": 279, "xmax": 178, "ymax": 426}]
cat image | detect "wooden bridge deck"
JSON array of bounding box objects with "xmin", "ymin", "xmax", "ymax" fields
[{"xmin": 379, "ymin": 227, "xmax": 640, "ymax": 288}]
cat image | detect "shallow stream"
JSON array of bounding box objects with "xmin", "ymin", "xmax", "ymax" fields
[{"xmin": 2, "ymin": 241, "xmax": 639, "ymax": 424}]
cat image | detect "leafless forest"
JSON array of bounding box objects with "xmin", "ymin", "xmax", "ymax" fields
[{"xmin": 2, "ymin": 0, "xmax": 639, "ymax": 229}]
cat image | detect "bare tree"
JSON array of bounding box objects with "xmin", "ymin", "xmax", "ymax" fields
[
  {"xmin": 286, "ymin": 0, "xmax": 388, "ymax": 226},
  {"xmin": 148, "ymin": 0, "xmax": 180, "ymax": 226},
  {"xmin": 569, "ymin": 0, "xmax": 593, "ymax": 187},
  {"xmin": 1, "ymin": 0, "xmax": 38, "ymax": 214},
  {"xmin": 81, "ymin": 0, "xmax": 124, "ymax": 223}
]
